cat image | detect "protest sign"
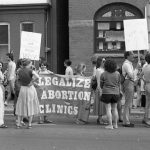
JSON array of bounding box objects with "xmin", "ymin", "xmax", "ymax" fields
[
  {"xmin": 20, "ymin": 31, "xmax": 42, "ymax": 60},
  {"xmin": 36, "ymin": 73, "xmax": 92, "ymax": 118},
  {"xmin": 123, "ymin": 19, "xmax": 149, "ymax": 51}
]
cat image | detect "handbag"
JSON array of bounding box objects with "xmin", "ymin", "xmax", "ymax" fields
[
  {"xmin": 91, "ymin": 76, "xmax": 97, "ymax": 91},
  {"xmin": 78, "ymin": 101, "xmax": 91, "ymax": 122}
]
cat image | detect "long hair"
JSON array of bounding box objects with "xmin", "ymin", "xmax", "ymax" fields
[{"xmin": 74, "ymin": 63, "xmax": 86, "ymax": 76}]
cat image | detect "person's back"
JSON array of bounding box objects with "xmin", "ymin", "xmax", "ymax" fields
[
  {"xmin": 142, "ymin": 65, "xmax": 150, "ymax": 83},
  {"xmin": 100, "ymin": 71, "xmax": 120, "ymax": 95},
  {"xmin": 18, "ymin": 68, "xmax": 32, "ymax": 86}
]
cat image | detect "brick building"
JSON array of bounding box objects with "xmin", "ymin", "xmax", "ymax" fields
[
  {"xmin": 69, "ymin": 0, "xmax": 149, "ymax": 75},
  {"xmin": 0, "ymin": 0, "xmax": 150, "ymax": 75},
  {"xmin": 0, "ymin": 0, "xmax": 69, "ymax": 73}
]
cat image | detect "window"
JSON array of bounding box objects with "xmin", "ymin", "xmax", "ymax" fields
[
  {"xmin": 94, "ymin": 3, "xmax": 143, "ymax": 53},
  {"xmin": 0, "ymin": 23, "xmax": 10, "ymax": 62},
  {"xmin": 20, "ymin": 22, "xmax": 34, "ymax": 32},
  {"xmin": 95, "ymin": 21, "xmax": 125, "ymax": 52}
]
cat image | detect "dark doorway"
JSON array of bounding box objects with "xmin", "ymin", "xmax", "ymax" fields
[{"xmin": 56, "ymin": 0, "xmax": 69, "ymax": 74}]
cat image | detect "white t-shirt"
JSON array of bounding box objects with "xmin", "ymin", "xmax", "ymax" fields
[
  {"xmin": 122, "ymin": 59, "xmax": 134, "ymax": 81},
  {"xmin": 7, "ymin": 61, "xmax": 16, "ymax": 81},
  {"xmin": 65, "ymin": 66, "xmax": 73, "ymax": 76},
  {"xmin": 96, "ymin": 67, "xmax": 104, "ymax": 90}
]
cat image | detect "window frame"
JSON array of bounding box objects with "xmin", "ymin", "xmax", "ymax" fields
[
  {"xmin": 0, "ymin": 22, "xmax": 10, "ymax": 52},
  {"xmin": 94, "ymin": 3, "xmax": 143, "ymax": 54},
  {"xmin": 20, "ymin": 21, "xmax": 35, "ymax": 33}
]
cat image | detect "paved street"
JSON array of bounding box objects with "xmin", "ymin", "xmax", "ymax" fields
[{"xmin": 0, "ymin": 103, "xmax": 150, "ymax": 150}]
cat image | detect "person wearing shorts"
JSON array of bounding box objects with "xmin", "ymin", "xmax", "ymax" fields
[{"xmin": 100, "ymin": 59, "xmax": 120, "ymax": 129}]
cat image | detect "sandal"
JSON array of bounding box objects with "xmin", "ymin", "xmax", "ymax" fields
[{"xmin": 0, "ymin": 124, "xmax": 7, "ymax": 128}]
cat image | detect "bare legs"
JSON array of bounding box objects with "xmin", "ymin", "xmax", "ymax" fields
[{"xmin": 105, "ymin": 103, "xmax": 118, "ymax": 129}]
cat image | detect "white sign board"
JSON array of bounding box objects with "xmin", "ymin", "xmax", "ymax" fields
[
  {"xmin": 20, "ymin": 31, "xmax": 42, "ymax": 60},
  {"xmin": 123, "ymin": 19, "xmax": 149, "ymax": 51}
]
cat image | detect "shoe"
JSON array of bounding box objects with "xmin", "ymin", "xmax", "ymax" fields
[
  {"xmin": 0, "ymin": 124, "xmax": 8, "ymax": 128},
  {"xmin": 122, "ymin": 123, "xmax": 134, "ymax": 127},
  {"xmin": 21, "ymin": 121, "xmax": 26, "ymax": 126},
  {"xmin": 38, "ymin": 121, "xmax": 44, "ymax": 124},
  {"xmin": 142, "ymin": 120, "xmax": 150, "ymax": 127},
  {"xmin": 97, "ymin": 118, "xmax": 108, "ymax": 125},
  {"xmin": 16, "ymin": 125, "xmax": 21, "ymax": 129},
  {"xmin": 27, "ymin": 125, "xmax": 32, "ymax": 129},
  {"xmin": 105, "ymin": 125, "xmax": 114, "ymax": 129},
  {"xmin": 118, "ymin": 119, "xmax": 123, "ymax": 123},
  {"xmin": 16, "ymin": 120, "xmax": 26, "ymax": 126},
  {"xmin": 4, "ymin": 101, "xmax": 8, "ymax": 106},
  {"xmin": 43, "ymin": 119, "xmax": 53, "ymax": 124},
  {"xmin": 113, "ymin": 125, "xmax": 118, "ymax": 129},
  {"xmin": 75, "ymin": 119, "xmax": 87, "ymax": 125}
]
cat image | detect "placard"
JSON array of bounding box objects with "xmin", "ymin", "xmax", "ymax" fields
[
  {"xmin": 123, "ymin": 19, "xmax": 149, "ymax": 51},
  {"xmin": 20, "ymin": 31, "xmax": 42, "ymax": 60}
]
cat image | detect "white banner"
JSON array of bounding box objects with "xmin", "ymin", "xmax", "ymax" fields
[
  {"xmin": 123, "ymin": 19, "xmax": 149, "ymax": 51},
  {"xmin": 20, "ymin": 31, "xmax": 42, "ymax": 60}
]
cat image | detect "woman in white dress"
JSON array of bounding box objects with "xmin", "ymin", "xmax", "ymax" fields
[
  {"xmin": 95, "ymin": 57, "xmax": 107, "ymax": 124},
  {"xmin": 15, "ymin": 59, "xmax": 40, "ymax": 129},
  {"xmin": 0, "ymin": 61, "xmax": 7, "ymax": 128}
]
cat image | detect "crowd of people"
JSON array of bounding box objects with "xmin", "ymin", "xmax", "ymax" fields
[
  {"xmin": 91, "ymin": 50, "xmax": 150, "ymax": 129},
  {"xmin": 0, "ymin": 50, "xmax": 150, "ymax": 130}
]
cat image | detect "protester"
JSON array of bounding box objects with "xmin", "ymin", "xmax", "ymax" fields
[
  {"xmin": 92, "ymin": 59, "xmax": 97, "ymax": 77},
  {"xmin": 5, "ymin": 52, "xmax": 16, "ymax": 106},
  {"xmin": 14, "ymin": 59, "xmax": 28, "ymax": 126},
  {"xmin": 90, "ymin": 59, "xmax": 97, "ymax": 116},
  {"xmin": 15, "ymin": 59, "xmax": 40, "ymax": 129},
  {"xmin": 14, "ymin": 59, "xmax": 22, "ymax": 114},
  {"xmin": 139, "ymin": 55, "xmax": 147, "ymax": 108},
  {"xmin": 38, "ymin": 62, "xmax": 53, "ymax": 124},
  {"xmin": 95, "ymin": 57, "xmax": 106, "ymax": 125},
  {"xmin": 122, "ymin": 51, "xmax": 135, "ymax": 127},
  {"xmin": 74, "ymin": 63, "xmax": 89, "ymax": 124},
  {"xmin": 100, "ymin": 59, "xmax": 120, "ymax": 129},
  {"xmin": 116, "ymin": 66, "xmax": 123, "ymax": 122},
  {"xmin": 64, "ymin": 59, "xmax": 73, "ymax": 76},
  {"xmin": 0, "ymin": 61, "xmax": 7, "ymax": 128},
  {"xmin": 74, "ymin": 63, "xmax": 86, "ymax": 76},
  {"xmin": 139, "ymin": 53, "xmax": 150, "ymax": 126}
]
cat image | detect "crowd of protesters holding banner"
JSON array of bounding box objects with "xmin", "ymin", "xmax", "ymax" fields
[{"xmin": 0, "ymin": 50, "xmax": 150, "ymax": 129}]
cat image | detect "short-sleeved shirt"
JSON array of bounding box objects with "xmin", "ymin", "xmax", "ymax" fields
[
  {"xmin": 7, "ymin": 61, "xmax": 16, "ymax": 81},
  {"xmin": 122, "ymin": 59, "xmax": 134, "ymax": 81},
  {"xmin": 100, "ymin": 71, "xmax": 120, "ymax": 95},
  {"xmin": 65, "ymin": 66, "xmax": 73, "ymax": 76},
  {"xmin": 142, "ymin": 64, "xmax": 150, "ymax": 83},
  {"xmin": 18, "ymin": 68, "xmax": 33, "ymax": 86}
]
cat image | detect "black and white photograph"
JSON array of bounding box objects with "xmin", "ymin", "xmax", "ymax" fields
[{"xmin": 0, "ymin": 0, "xmax": 150, "ymax": 150}]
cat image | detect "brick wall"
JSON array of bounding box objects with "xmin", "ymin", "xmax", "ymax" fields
[{"xmin": 69, "ymin": 0, "xmax": 148, "ymax": 76}]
